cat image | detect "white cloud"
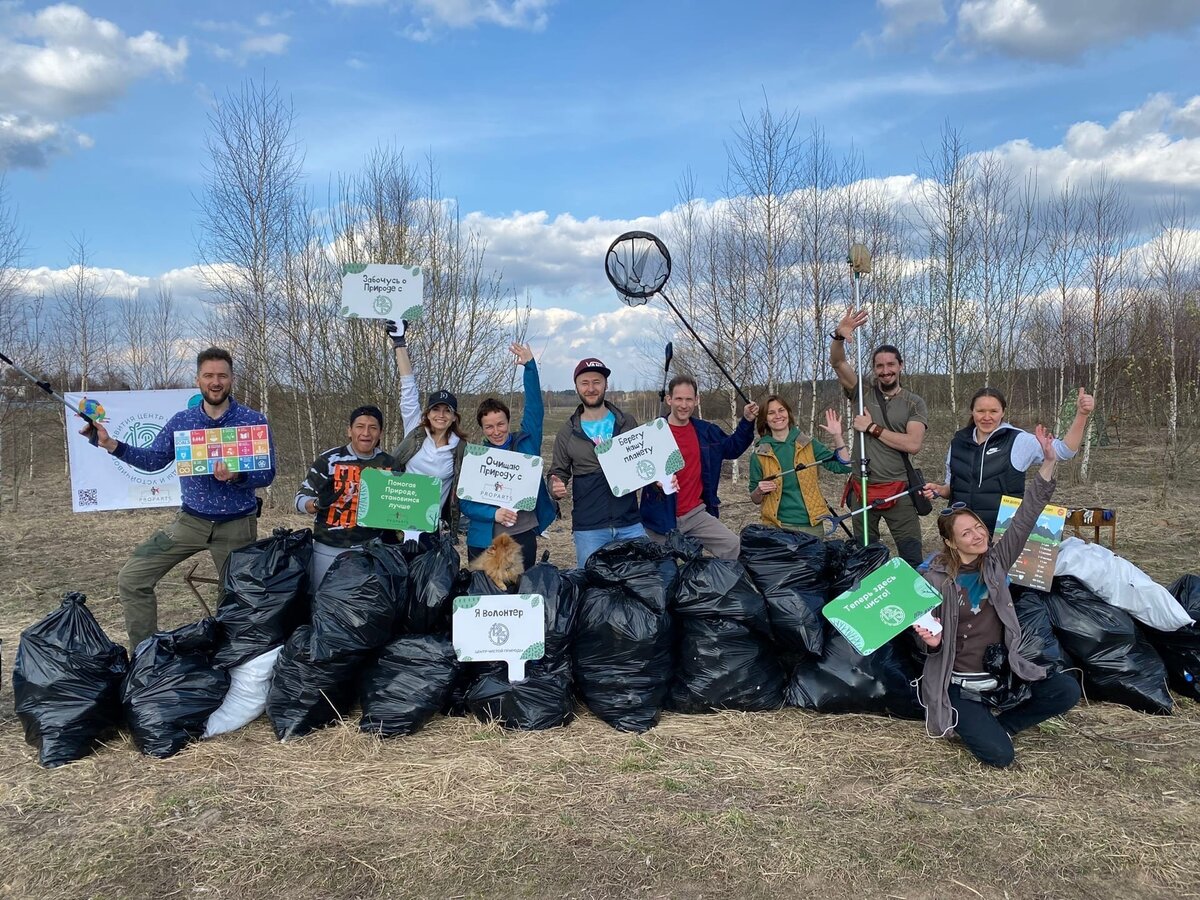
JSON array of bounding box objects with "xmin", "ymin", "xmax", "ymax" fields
[
  {"xmin": 195, "ymin": 16, "xmax": 292, "ymax": 64},
  {"xmin": 987, "ymin": 93, "xmax": 1200, "ymax": 198},
  {"xmin": 331, "ymin": 0, "xmax": 554, "ymax": 39},
  {"xmin": 238, "ymin": 32, "xmax": 290, "ymax": 56},
  {"xmin": 870, "ymin": 0, "xmax": 1200, "ymax": 60},
  {"xmin": 872, "ymin": 0, "xmax": 947, "ymax": 42},
  {"xmin": 0, "ymin": 4, "xmax": 186, "ymax": 168},
  {"xmin": 956, "ymin": 0, "xmax": 1200, "ymax": 61}
]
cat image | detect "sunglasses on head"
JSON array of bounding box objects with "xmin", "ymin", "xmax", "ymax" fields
[{"xmin": 939, "ymin": 501, "xmax": 968, "ymax": 517}]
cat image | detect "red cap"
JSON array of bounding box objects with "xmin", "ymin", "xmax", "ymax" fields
[{"xmin": 573, "ymin": 358, "xmax": 611, "ymax": 380}]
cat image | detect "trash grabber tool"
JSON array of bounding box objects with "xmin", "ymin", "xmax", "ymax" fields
[
  {"xmin": 817, "ymin": 488, "xmax": 911, "ymax": 538},
  {"xmin": 761, "ymin": 453, "xmax": 854, "ymax": 537},
  {"xmin": 0, "ymin": 349, "xmax": 100, "ymax": 445}
]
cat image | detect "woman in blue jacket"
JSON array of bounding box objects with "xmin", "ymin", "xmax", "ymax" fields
[{"xmin": 459, "ymin": 343, "xmax": 557, "ymax": 570}]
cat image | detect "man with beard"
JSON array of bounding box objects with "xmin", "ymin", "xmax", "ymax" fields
[
  {"xmin": 549, "ymin": 357, "xmax": 647, "ymax": 565},
  {"xmin": 84, "ymin": 347, "xmax": 276, "ymax": 648},
  {"xmin": 830, "ymin": 309, "xmax": 928, "ymax": 566}
]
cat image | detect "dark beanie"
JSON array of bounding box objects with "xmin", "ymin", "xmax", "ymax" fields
[{"xmin": 349, "ymin": 405, "xmax": 384, "ymax": 429}]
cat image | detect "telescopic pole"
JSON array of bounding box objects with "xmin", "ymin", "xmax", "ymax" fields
[
  {"xmin": 848, "ymin": 244, "xmax": 872, "ymax": 547},
  {"xmin": 0, "ymin": 349, "xmax": 99, "ymax": 444},
  {"xmin": 661, "ymin": 293, "xmax": 750, "ymax": 406}
]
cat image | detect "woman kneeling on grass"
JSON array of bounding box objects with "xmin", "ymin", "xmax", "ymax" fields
[{"xmin": 913, "ymin": 424, "xmax": 1081, "ymax": 768}]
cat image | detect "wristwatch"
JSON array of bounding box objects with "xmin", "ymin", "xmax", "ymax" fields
[{"xmin": 829, "ymin": 330, "xmax": 845, "ymax": 341}]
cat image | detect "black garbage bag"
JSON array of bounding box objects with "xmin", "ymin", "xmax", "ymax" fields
[
  {"xmin": 266, "ymin": 626, "xmax": 366, "ymax": 740},
  {"xmin": 402, "ymin": 534, "xmax": 459, "ymax": 635},
  {"xmin": 359, "ymin": 635, "xmax": 459, "ymax": 737},
  {"xmin": 573, "ymin": 539, "xmax": 674, "ymax": 732},
  {"xmin": 12, "ymin": 592, "xmax": 129, "ymax": 768},
  {"xmin": 739, "ymin": 525, "xmax": 827, "ymax": 656},
  {"xmin": 668, "ymin": 545, "xmax": 783, "ymax": 713},
  {"xmin": 1047, "ymin": 576, "xmax": 1172, "ymax": 714},
  {"xmin": 518, "ymin": 555, "xmax": 580, "ymax": 667},
  {"xmin": 122, "ymin": 618, "xmax": 230, "ymax": 758},
  {"xmin": 1011, "ymin": 587, "xmax": 1072, "ymax": 673},
  {"xmin": 786, "ymin": 626, "xmax": 921, "ymax": 719},
  {"xmin": 466, "ymin": 659, "xmax": 575, "ymax": 730},
  {"xmin": 214, "ymin": 528, "xmax": 313, "ymax": 669},
  {"xmin": 1142, "ymin": 575, "xmax": 1200, "ymax": 700},
  {"xmin": 309, "ymin": 539, "xmax": 408, "ymax": 660},
  {"xmin": 825, "ymin": 540, "xmax": 891, "ymax": 597}
]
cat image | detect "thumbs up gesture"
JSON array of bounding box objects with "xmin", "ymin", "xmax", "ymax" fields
[{"xmin": 1077, "ymin": 387, "xmax": 1095, "ymax": 416}]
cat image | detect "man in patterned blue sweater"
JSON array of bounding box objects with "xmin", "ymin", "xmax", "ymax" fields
[{"xmin": 86, "ymin": 347, "xmax": 276, "ymax": 648}]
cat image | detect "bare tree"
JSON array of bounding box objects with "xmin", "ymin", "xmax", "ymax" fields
[
  {"xmin": 725, "ymin": 99, "xmax": 803, "ymax": 395},
  {"xmin": 53, "ymin": 235, "xmax": 113, "ymax": 393},
  {"xmin": 1145, "ymin": 195, "xmax": 1194, "ymax": 491},
  {"xmin": 1042, "ymin": 181, "xmax": 1085, "ymax": 414},
  {"xmin": 1077, "ymin": 171, "xmax": 1132, "ymax": 480},
  {"xmin": 197, "ymin": 75, "xmax": 304, "ymax": 421},
  {"xmin": 915, "ymin": 124, "xmax": 978, "ymax": 413}
]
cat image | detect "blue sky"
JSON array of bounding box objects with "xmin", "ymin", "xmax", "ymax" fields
[{"xmin": 3, "ymin": 0, "xmax": 1200, "ymax": 386}]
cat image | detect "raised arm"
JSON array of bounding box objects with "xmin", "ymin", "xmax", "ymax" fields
[
  {"xmin": 991, "ymin": 425, "xmax": 1058, "ymax": 571},
  {"xmin": 830, "ymin": 307, "xmax": 868, "ymax": 392},
  {"xmin": 386, "ymin": 320, "xmax": 421, "ymax": 437},
  {"xmin": 513, "ymin": 344, "xmax": 544, "ymax": 446},
  {"xmin": 721, "ymin": 402, "xmax": 759, "ymax": 459},
  {"xmin": 1061, "ymin": 387, "xmax": 1095, "ymax": 453}
]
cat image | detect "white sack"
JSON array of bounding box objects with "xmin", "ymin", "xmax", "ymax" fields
[
  {"xmin": 203, "ymin": 647, "xmax": 282, "ymax": 738},
  {"xmin": 1054, "ymin": 537, "xmax": 1195, "ymax": 631}
]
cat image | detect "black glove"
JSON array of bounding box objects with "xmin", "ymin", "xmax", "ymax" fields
[{"xmin": 385, "ymin": 319, "xmax": 407, "ymax": 348}]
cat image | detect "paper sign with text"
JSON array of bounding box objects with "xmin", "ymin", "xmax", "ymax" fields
[
  {"xmin": 456, "ymin": 444, "xmax": 544, "ymax": 511},
  {"xmin": 356, "ymin": 468, "xmax": 442, "ymax": 532},
  {"xmin": 822, "ymin": 558, "xmax": 942, "ymax": 656},
  {"xmin": 994, "ymin": 496, "xmax": 1067, "ymax": 592},
  {"xmin": 340, "ymin": 263, "xmax": 425, "ymax": 320},
  {"xmin": 452, "ymin": 593, "xmax": 545, "ymax": 681},
  {"xmin": 594, "ymin": 418, "xmax": 685, "ymax": 497}
]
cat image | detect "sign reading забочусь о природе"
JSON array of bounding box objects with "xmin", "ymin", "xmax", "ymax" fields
[{"xmin": 340, "ymin": 263, "xmax": 424, "ymax": 320}]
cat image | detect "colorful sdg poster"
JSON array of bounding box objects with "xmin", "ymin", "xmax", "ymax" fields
[
  {"xmin": 993, "ymin": 496, "xmax": 1067, "ymax": 592},
  {"xmin": 174, "ymin": 425, "xmax": 272, "ymax": 477}
]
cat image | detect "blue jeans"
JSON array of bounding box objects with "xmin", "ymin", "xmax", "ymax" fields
[{"xmin": 573, "ymin": 523, "xmax": 647, "ymax": 567}]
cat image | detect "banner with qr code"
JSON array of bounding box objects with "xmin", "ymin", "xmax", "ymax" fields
[{"xmin": 65, "ymin": 389, "xmax": 198, "ymax": 513}]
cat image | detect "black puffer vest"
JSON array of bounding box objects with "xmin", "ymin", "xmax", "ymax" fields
[{"xmin": 948, "ymin": 424, "xmax": 1025, "ymax": 532}]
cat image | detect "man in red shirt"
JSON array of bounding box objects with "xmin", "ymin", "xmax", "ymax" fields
[{"xmin": 640, "ymin": 375, "xmax": 758, "ymax": 559}]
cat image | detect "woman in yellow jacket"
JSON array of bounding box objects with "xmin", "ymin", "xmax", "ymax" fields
[{"xmin": 748, "ymin": 395, "xmax": 851, "ymax": 536}]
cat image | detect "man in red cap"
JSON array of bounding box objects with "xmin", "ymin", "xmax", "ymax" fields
[{"xmin": 549, "ymin": 357, "xmax": 647, "ymax": 564}]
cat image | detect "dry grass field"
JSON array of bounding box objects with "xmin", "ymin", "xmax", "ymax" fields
[{"xmin": 1, "ymin": 413, "xmax": 1198, "ymax": 899}]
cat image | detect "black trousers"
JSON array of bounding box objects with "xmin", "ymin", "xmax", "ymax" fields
[
  {"xmin": 949, "ymin": 672, "xmax": 1081, "ymax": 768},
  {"xmin": 467, "ymin": 530, "xmax": 538, "ymax": 572}
]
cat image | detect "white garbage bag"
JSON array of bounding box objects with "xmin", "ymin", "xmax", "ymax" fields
[
  {"xmin": 1054, "ymin": 537, "xmax": 1195, "ymax": 632},
  {"xmin": 203, "ymin": 647, "xmax": 282, "ymax": 738}
]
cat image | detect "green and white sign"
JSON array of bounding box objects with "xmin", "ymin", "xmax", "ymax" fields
[
  {"xmin": 340, "ymin": 263, "xmax": 425, "ymax": 320},
  {"xmin": 594, "ymin": 417, "xmax": 685, "ymax": 498},
  {"xmin": 452, "ymin": 593, "xmax": 546, "ymax": 681},
  {"xmin": 822, "ymin": 557, "xmax": 942, "ymax": 656},
  {"xmin": 456, "ymin": 444, "xmax": 543, "ymax": 511},
  {"xmin": 357, "ymin": 468, "xmax": 442, "ymax": 532}
]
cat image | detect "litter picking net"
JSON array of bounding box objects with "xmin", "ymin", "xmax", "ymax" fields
[{"xmin": 605, "ymin": 232, "xmax": 671, "ymax": 302}]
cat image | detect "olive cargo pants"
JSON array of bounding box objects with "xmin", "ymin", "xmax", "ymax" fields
[{"xmin": 117, "ymin": 510, "xmax": 257, "ymax": 649}]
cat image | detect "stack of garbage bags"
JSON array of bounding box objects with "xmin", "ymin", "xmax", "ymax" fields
[
  {"xmin": 572, "ymin": 540, "xmax": 674, "ymax": 732},
  {"xmin": 666, "ymin": 532, "xmax": 784, "ymax": 713},
  {"xmin": 464, "ymin": 554, "xmax": 580, "ymax": 730},
  {"xmin": 1146, "ymin": 576, "xmax": 1200, "ymax": 700},
  {"xmin": 778, "ymin": 539, "xmax": 922, "ymax": 719},
  {"xmin": 267, "ymin": 535, "xmax": 463, "ymax": 740},
  {"xmin": 205, "ymin": 528, "xmax": 313, "ymax": 738}
]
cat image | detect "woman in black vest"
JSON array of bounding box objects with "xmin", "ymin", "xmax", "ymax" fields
[{"xmin": 922, "ymin": 386, "xmax": 1094, "ymax": 532}]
